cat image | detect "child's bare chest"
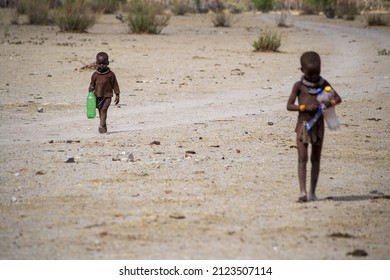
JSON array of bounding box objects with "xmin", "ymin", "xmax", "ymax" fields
[{"xmin": 298, "ymin": 86, "xmax": 317, "ymax": 104}]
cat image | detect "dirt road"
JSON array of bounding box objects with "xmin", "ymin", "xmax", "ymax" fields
[{"xmin": 0, "ymin": 12, "xmax": 389, "ymax": 259}]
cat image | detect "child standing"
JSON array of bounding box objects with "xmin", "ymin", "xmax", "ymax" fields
[
  {"xmin": 287, "ymin": 51, "xmax": 342, "ymax": 202},
  {"xmin": 88, "ymin": 52, "xmax": 120, "ymax": 133}
]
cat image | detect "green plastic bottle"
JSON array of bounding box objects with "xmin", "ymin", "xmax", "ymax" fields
[{"xmin": 86, "ymin": 91, "xmax": 96, "ymax": 119}]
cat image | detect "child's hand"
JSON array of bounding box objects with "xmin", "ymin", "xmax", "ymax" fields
[
  {"xmin": 114, "ymin": 95, "xmax": 120, "ymax": 105},
  {"xmin": 306, "ymin": 102, "xmax": 319, "ymax": 111}
]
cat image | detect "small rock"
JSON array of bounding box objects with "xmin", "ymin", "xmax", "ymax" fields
[
  {"xmin": 169, "ymin": 214, "xmax": 186, "ymax": 219},
  {"xmin": 347, "ymin": 249, "xmax": 368, "ymax": 257},
  {"xmin": 329, "ymin": 232, "xmax": 355, "ymax": 239},
  {"xmin": 65, "ymin": 157, "xmax": 75, "ymax": 163},
  {"xmin": 150, "ymin": 140, "xmax": 160, "ymax": 145},
  {"xmin": 230, "ymin": 68, "xmax": 244, "ymax": 76},
  {"xmin": 370, "ymin": 190, "xmax": 385, "ymax": 196},
  {"xmin": 267, "ymin": 121, "xmax": 274, "ymax": 126},
  {"xmin": 66, "ymin": 140, "xmax": 80, "ymax": 143},
  {"xmin": 367, "ymin": 118, "xmax": 382, "ymax": 122},
  {"xmin": 11, "ymin": 196, "xmax": 17, "ymax": 203},
  {"xmin": 37, "ymin": 107, "xmax": 44, "ymax": 113},
  {"xmin": 185, "ymin": 150, "xmax": 196, "ymax": 158}
]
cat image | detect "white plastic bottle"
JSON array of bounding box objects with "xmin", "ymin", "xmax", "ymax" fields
[{"xmin": 319, "ymin": 86, "xmax": 340, "ymax": 130}]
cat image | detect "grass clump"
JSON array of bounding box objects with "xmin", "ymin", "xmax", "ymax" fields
[
  {"xmin": 378, "ymin": 48, "xmax": 390, "ymax": 56},
  {"xmin": 90, "ymin": 0, "xmax": 126, "ymax": 14},
  {"xmin": 227, "ymin": 1, "xmax": 246, "ymax": 14},
  {"xmin": 252, "ymin": 29, "xmax": 281, "ymax": 52},
  {"xmin": 275, "ymin": 11, "xmax": 290, "ymax": 27},
  {"xmin": 253, "ymin": 0, "xmax": 274, "ymax": 13},
  {"xmin": 211, "ymin": 11, "xmax": 234, "ymax": 27},
  {"xmin": 15, "ymin": 0, "xmax": 53, "ymax": 25},
  {"xmin": 335, "ymin": 2, "xmax": 358, "ymax": 20},
  {"xmin": 171, "ymin": 0, "xmax": 193, "ymax": 16},
  {"xmin": 366, "ymin": 13, "xmax": 389, "ymax": 26},
  {"xmin": 55, "ymin": 0, "xmax": 95, "ymax": 32},
  {"xmin": 128, "ymin": 0, "xmax": 170, "ymax": 34}
]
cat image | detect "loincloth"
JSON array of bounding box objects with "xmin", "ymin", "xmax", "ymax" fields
[
  {"xmin": 96, "ymin": 97, "xmax": 112, "ymax": 110},
  {"xmin": 296, "ymin": 119, "xmax": 324, "ymax": 145}
]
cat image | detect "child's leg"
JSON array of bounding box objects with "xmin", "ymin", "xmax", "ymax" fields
[
  {"xmin": 296, "ymin": 138, "xmax": 309, "ymax": 202},
  {"xmin": 309, "ymin": 142, "xmax": 323, "ymax": 201},
  {"xmin": 98, "ymin": 97, "xmax": 111, "ymax": 133}
]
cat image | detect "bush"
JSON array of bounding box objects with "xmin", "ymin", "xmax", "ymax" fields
[
  {"xmin": 252, "ymin": 29, "xmax": 281, "ymax": 52},
  {"xmin": 128, "ymin": 0, "xmax": 170, "ymax": 34},
  {"xmin": 16, "ymin": 0, "xmax": 53, "ymax": 25},
  {"xmin": 335, "ymin": 2, "xmax": 357, "ymax": 20},
  {"xmin": 16, "ymin": 0, "xmax": 28, "ymax": 15},
  {"xmin": 366, "ymin": 13, "xmax": 389, "ymax": 26},
  {"xmin": 301, "ymin": 0, "xmax": 337, "ymax": 15},
  {"xmin": 252, "ymin": 0, "xmax": 274, "ymax": 13},
  {"xmin": 55, "ymin": 0, "xmax": 95, "ymax": 32},
  {"xmin": 171, "ymin": 0, "xmax": 193, "ymax": 15},
  {"xmin": 90, "ymin": 0, "xmax": 126, "ymax": 14},
  {"xmin": 275, "ymin": 11, "xmax": 289, "ymax": 27},
  {"xmin": 228, "ymin": 2, "xmax": 246, "ymax": 14},
  {"xmin": 378, "ymin": 49, "xmax": 390, "ymax": 56},
  {"xmin": 211, "ymin": 11, "xmax": 234, "ymax": 27}
]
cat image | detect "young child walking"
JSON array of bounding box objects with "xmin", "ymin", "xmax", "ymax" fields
[
  {"xmin": 88, "ymin": 52, "xmax": 120, "ymax": 133},
  {"xmin": 287, "ymin": 51, "xmax": 342, "ymax": 202}
]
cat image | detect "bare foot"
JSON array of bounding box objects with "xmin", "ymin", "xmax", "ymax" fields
[
  {"xmin": 298, "ymin": 194, "xmax": 308, "ymax": 202},
  {"xmin": 98, "ymin": 126, "xmax": 107, "ymax": 134},
  {"xmin": 309, "ymin": 193, "xmax": 317, "ymax": 201}
]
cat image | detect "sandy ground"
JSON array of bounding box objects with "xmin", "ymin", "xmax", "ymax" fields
[{"xmin": 0, "ymin": 10, "xmax": 389, "ymax": 260}]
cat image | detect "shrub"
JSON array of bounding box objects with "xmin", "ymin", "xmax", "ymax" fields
[
  {"xmin": 366, "ymin": 13, "xmax": 389, "ymax": 26},
  {"xmin": 378, "ymin": 49, "xmax": 390, "ymax": 56},
  {"xmin": 128, "ymin": 0, "xmax": 170, "ymax": 34},
  {"xmin": 211, "ymin": 11, "xmax": 234, "ymax": 27},
  {"xmin": 252, "ymin": 0, "xmax": 274, "ymax": 13},
  {"xmin": 275, "ymin": 11, "xmax": 289, "ymax": 27},
  {"xmin": 335, "ymin": 2, "xmax": 357, "ymax": 20},
  {"xmin": 55, "ymin": 0, "xmax": 95, "ymax": 32},
  {"xmin": 209, "ymin": 0, "xmax": 225, "ymax": 12},
  {"xmin": 16, "ymin": 0, "xmax": 53, "ymax": 25},
  {"xmin": 171, "ymin": 0, "xmax": 193, "ymax": 15},
  {"xmin": 252, "ymin": 29, "xmax": 281, "ymax": 52},
  {"xmin": 228, "ymin": 2, "xmax": 246, "ymax": 14},
  {"xmin": 16, "ymin": 0, "xmax": 29, "ymax": 15},
  {"xmin": 301, "ymin": 0, "xmax": 337, "ymax": 15},
  {"xmin": 90, "ymin": 0, "xmax": 126, "ymax": 14}
]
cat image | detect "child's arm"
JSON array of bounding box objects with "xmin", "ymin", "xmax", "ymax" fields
[
  {"xmin": 323, "ymin": 83, "xmax": 342, "ymax": 108},
  {"xmin": 286, "ymin": 87, "xmax": 299, "ymax": 111},
  {"xmin": 88, "ymin": 73, "xmax": 96, "ymax": 92},
  {"xmin": 112, "ymin": 73, "xmax": 120, "ymax": 105},
  {"xmin": 329, "ymin": 87, "xmax": 342, "ymax": 107},
  {"xmin": 287, "ymin": 84, "xmax": 299, "ymax": 111},
  {"xmin": 287, "ymin": 83, "xmax": 318, "ymax": 112}
]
